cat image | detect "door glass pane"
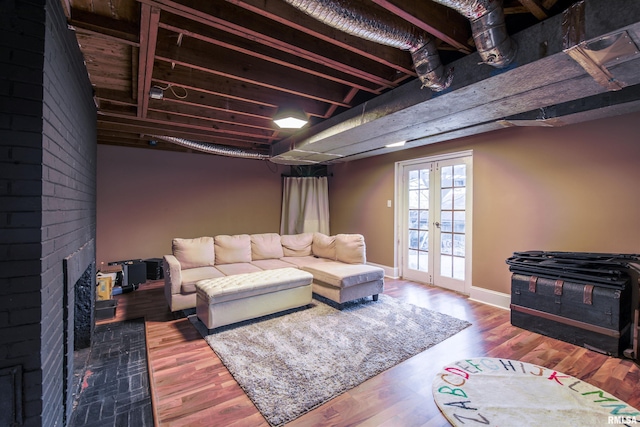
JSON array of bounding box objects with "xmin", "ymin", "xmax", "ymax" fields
[
  {"xmin": 409, "ymin": 229, "xmax": 419, "ymax": 249},
  {"xmin": 409, "ymin": 190, "xmax": 419, "ymax": 209},
  {"xmin": 453, "ymin": 188, "xmax": 466, "ymax": 209},
  {"xmin": 441, "ymin": 233, "xmax": 452, "ymax": 255},
  {"xmin": 441, "ymin": 211, "xmax": 452, "ymax": 232},
  {"xmin": 409, "ymin": 210, "xmax": 419, "ymax": 228},
  {"xmin": 420, "ymin": 169, "xmax": 429, "ymax": 188},
  {"xmin": 419, "ymin": 210, "xmax": 429, "ymax": 228},
  {"xmin": 454, "ymin": 234, "xmax": 465, "ymax": 256},
  {"xmin": 441, "ymin": 166, "xmax": 452, "ymax": 188},
  {"xmin": 420, "ymin": 189, "xmax": 429, "ymax": 208},
  {"xmin": 408, "ymin": 249, "xmax": 418, "ymax": 269},
  {"xmin": 419, "ymin": 231, "xmax": 428, "ymax": 251},
  {"xmin": 454, "ymin": 164, "xmax": 466, "ymax": 186},
  {"xmin": 441, "ymin": 255, "xmax": 452, "ymax": 278},
  {"xmin": 453, "ymin": 211, "xmax": 465, "ymax": 232},
  {"xmin": 441, "ymin": 189, "xmax": 452, "ymax": 210},
  {"xmin": 418, "ymin": 251, "xmax": 428, "ymax": 272},
  {"xmin": 453, "ymin": 257, "xmax": 465, "ymax": 280},
  {"xmin": 409, "ymin": 170, "xmax": 419, "ymax": 189}
]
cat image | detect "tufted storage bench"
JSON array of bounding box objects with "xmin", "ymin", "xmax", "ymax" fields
[{"xmin": 195, "ymin": 267, "xmax": 313, "ymax": 330}]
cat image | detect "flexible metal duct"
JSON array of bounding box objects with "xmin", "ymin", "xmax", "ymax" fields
[
  {"xmin": 150, "ymin": 135, "xmax": 270, "ymax": 160},
  {"xmin": 433, "ymin": 0, "xmax": 516, "ymax": 68},
  {"xmin": 283, "ymin": 0, "xmax": 453, "ymax": 91}
]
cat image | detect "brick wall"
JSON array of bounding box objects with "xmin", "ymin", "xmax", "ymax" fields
[{"xmin": 0, "ymin": 0, "xmax": 96, "ymax": 425}]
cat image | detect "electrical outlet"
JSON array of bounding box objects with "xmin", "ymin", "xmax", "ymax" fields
[{"xmin": 387, "ymin": 200, "xmax": 392, "ymax": 208}]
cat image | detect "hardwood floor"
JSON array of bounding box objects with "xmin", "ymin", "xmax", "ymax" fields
[{"xmin": 99, "ymin": 278, "xmax": 640, "ymax": 426}]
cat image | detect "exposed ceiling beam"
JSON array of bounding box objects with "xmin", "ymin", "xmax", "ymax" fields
[
  {"xmin": 69, "ymin": 7, "xmax": 139, "ymax": 45},
  {"xmin": 98, "ymin": 113, "xmax": 272, "ymax": 148},
  {"xmin": 137, "ymin": 4, "xmax": 160, "ymax": 118}
]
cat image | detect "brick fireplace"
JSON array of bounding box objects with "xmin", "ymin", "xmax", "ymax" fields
[{"xmin": 0, "ymin": 1, "xmax": 97, "ymax": 426}]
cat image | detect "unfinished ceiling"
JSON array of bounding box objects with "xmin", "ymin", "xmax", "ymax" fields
[{"xmin": 63, "ymin": 0, "xmax": 640, "ymax": 163}]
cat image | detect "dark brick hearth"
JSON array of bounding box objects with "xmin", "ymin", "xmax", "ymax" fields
[{"xmin": 70, "ymin": 319, "xmax": 154, "ymax": 427}]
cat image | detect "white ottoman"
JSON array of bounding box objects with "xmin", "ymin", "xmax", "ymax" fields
[{"xmin": 195, "ymin": 267, "xmax": 313, "ymax": 330}]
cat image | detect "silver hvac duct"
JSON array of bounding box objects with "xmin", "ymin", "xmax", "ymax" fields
[
  {"xmin": 433, "ymin": 0, "xmax": 516, "ymax": 68},
  {"xmin": 150, "ymin": 135, "xmax": 270, "ymax": 160},
  {"xmin": 283, "ymin": 0, "xmax": 453, "ymax": 91}
]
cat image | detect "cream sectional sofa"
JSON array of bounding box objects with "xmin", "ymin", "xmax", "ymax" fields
[{"xmin": 163, "ymin": 232, "xmax": 384, "ymax": 312}]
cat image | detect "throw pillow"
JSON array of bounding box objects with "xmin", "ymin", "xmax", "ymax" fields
[
  {"xmin": 335, "ymin": 234, "xmax": 366, "ymax": 264},
  {"xmin": 312, "ymin": 232, "xmax": 336, "ymax": 260},
  {"xmin": 172, "ymin": 237, "xmax": 215, "ymax": 269},
  {"xmin": 251, "ymin": 233, "xmax": 285, "ymax": 260},
  {"xmin": 215, "ymin": 234, "xmax": 252, "ymax": 264},
  {"xmin": 281, "ymin": 233, "xmax": 313, "ymax": 257}
]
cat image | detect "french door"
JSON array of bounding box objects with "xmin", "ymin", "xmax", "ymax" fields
[{"xmin": 398, "ymin": 153, "xmax": 473, "ymax": 294}]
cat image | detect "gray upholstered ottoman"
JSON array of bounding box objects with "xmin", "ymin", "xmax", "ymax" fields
[
  {"xmin": 195, "ymin": 267, "xmax": 313, "ymax": 330},
  {"xmin": 302, "ymin": 261, "xmax": 384, "ymax": 304}
]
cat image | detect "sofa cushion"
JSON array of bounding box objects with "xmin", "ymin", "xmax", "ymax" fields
[
  {"xmin": 215, "ymin": 234, "xmax": 251, "ymax": 264},
  {"xmin": 312, "ymin": 232, "xmax": 336, "ymax": 260},
  {"xmin": 335, "ymin": 234, "xmax": 366, "ymax": 264},
  {"xmin": 180, "ymin": 266, "xmax": 224, "ymax": 294},
  {"xmin": 251, "ymin": 233, "xmax": 284, "ymax": 260},
  {"xmin": 302, "ymin": 261, "xmax": 384, "ymax": 288},
  {"xmin": 215, "ymin": 262, "xmax": 262, "ymax": 276},
  {"xmin": 172, "ymin": 237, "xmax": 215, "ymax": 269},
  {"xmin": 251, "ymin": 259, "xmax": 298, "ymax": 270},
  {"xmin": 280, "ymin": 256, "xmax": 333, "ymax": 268},
  {"xmin": 281, "ymin": 233, "xmax": 313, "ymax": 257}
]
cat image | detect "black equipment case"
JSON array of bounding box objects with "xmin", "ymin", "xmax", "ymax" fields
[
  {"xmin": 144, "ymin": 258, "xmax": 164, "ymax": 280},
  {"xmin": 507, "ymin": 251, "xmax": 638, "ymax": 357},
  {"xmin": 108, "ymin": 259, "xmax": 146, "ymax": 289}
]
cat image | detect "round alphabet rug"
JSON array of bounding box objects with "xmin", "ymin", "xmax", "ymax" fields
[{"xmin": 432, "ymin": 358, "xmax": 639, "ymax": 427}]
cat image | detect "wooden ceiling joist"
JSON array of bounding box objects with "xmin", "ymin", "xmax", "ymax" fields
[
  {"xmin": 137, "ymin": 4, "xmax": 161, "ymax": 118},
  {"xmin": 157, "ymin": 20, "xmax": 387, "ymax": 94},
  {"xmin": 370, "ymin": 0, "xmax": 472, "ymax": 53},
  {"xmin": 518, "ymin": 0, "xmax": 549, "ymax": 20},
  {"xmin": 224, "ymin": 0, "xmax": 416, "ymax": 75}
]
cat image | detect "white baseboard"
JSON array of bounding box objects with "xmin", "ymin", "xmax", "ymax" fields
[
  {"xmin": 469, "ymin": 286, "xmax": 511, "ymax": 310},
  {"xmin": 370, "ymin": 265, "xmax": 510, "ymax": 310},
  {"xmin": 368, "ymin": 262, "xmax": 399, "ymax": 279}
]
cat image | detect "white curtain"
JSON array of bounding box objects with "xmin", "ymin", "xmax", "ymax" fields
[{"xmin": 280, "ymin": 176, "xmax": 330, "ymax": 235}]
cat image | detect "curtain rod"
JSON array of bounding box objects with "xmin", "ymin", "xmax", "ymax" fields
[{"xmin": 281, "ymin": 173, "xmax": 333, "ymax": 177}]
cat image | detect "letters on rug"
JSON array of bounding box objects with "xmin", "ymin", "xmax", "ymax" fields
[
  {"xmin": 432, "ymin": 357, "xmax": 640, "ymax": 426},
  {"xmin": 190, "ymin": 294, "xmax": 471, "ymax": 426}
]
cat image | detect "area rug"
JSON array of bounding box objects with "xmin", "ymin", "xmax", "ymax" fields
[
  {"xmin": 190, "ymin": 294, "xmax": 470, "ymax": 426},
  {"xmin": 433, "ymin": 357, "xmax": 640, "ymax": 427}
]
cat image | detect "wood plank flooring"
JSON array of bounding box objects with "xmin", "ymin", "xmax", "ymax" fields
[{"xmin": 99, "ymin": 279, "xmax": 640, "ymax": 426}]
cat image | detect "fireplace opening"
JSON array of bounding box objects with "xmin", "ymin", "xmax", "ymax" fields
[{"xmin": 63, "ymin": 240, "xmax": 96, "ymax": 423}]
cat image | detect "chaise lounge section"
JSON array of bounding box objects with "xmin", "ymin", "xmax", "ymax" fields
[{"xmin": 163, "ymin": 232, "xmax": 384, "ymax": 312}]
